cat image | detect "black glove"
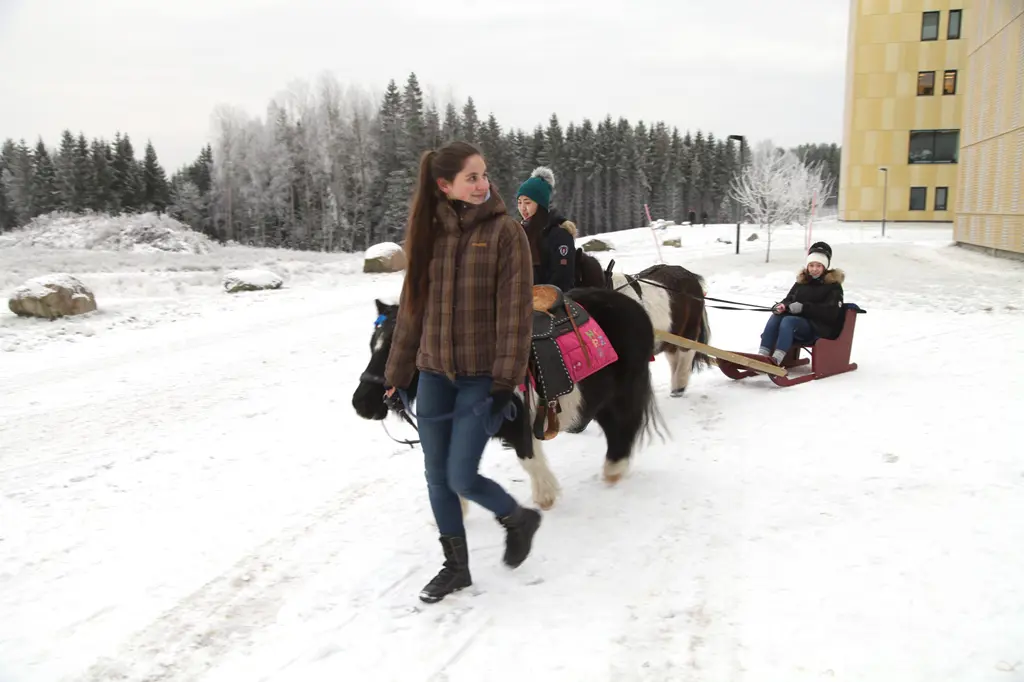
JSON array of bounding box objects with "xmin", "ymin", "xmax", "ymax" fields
[
  {"xmin": 383, "ymin": 387, "xmax": 404, "ymax": 413},
  {"xmin": 490, "ymin": 389, "xmax": 515, "ymax": 418}
]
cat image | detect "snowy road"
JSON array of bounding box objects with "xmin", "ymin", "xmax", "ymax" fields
[{"xmin": 3, "ymin": 236, "xmax": 1024, "ymax": 681}]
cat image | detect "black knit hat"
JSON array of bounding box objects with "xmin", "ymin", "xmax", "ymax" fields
[{"xmin": 806, "ymin": 241, "xmax": 832, "ymax": 269}]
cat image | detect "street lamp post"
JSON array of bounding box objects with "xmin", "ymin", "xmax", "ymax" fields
[
  {"xmin": 879, "ymin": 167, "xmax": 888, "ymax": 237},
  {"xmin": 728, "ymin": 134, "xmax": 746, "ymax": 255}
]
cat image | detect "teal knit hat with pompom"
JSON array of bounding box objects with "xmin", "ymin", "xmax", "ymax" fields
[{"xmin": 517, "ymin": 167, "xmax": 555, "ymax": 209}]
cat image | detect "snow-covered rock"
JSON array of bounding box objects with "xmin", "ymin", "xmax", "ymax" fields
[
  {"xmin": 223, "ymin": 269, "xmax": 284, "ymax": 294},
  {"xmin": 0, "ymin": 211, "xmax": 213, "ymax": 254},
  {"xmin": 8, "ymin": 273, "xmax": 98, "ymax": 319},
  {"xmin": 582, "ymin": 238, "xmax": 613, "ymax": 252},
  {"xmin": 663, "ymin": 238, "xmax": 682, "ymax": 247},
  {"xmin": 363, "ymin": 242, "xmax": 407, "ymax": 273}
]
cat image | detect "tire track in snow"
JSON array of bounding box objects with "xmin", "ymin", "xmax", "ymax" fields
[
  {"xmin": 607, "ymin": 392, "xmax": 745, "ymax": 681},
  {"xmin": 0, "ymin": 292, "xmax": 374, "ymax": 481},
  {"xmin": 78, "ymin": 475, "xmax": 393, "ymax": 682}
]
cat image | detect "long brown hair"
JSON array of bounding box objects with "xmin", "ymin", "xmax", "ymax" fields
[
  {"xmin": 522, "ymin": 205, "xmax": 548, "ymax": 265},
  {"xmin": 402, "ymin": 141, "xmax": 483, "ymax": 318}
]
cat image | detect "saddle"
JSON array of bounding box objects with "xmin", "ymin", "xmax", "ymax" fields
[{"xmin": 527, "ymin": 285, "xmax": 592, "ymax": 441}]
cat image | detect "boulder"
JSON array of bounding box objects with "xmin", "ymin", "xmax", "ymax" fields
[
  {"xmin": 9, "ymin": 273, "xmax": 98, "ymax": 319},
  {"xmin": 746, "ymin": 232, "xmax": 760, "ymax": 241},
  {"xmin": 582, "ymin": 238, "xmax": 612, "ymax": 252},
  {"xmin": 363, "ymin": 242, "xmax": 407, "ymax": 273},
  {"xmin": 223, "ymin": 269, "xmax": 284, "ymax": 293},
  {"xmin": 662, "ymin": 238, "xmax": 682, "ymax": 248}
]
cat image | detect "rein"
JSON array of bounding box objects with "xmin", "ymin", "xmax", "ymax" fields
[
  {"xmin": 359, "ymin": 371, "xmax": 421, "ymax": 448},
  {"xmin": 601, "ymin": 259, "xmax": 773, "ymax": 312},
  {"xmin": 358, "ymin": 370, "xmax": 518, "ymax": 449}
]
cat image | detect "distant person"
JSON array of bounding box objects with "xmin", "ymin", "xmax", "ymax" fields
[
  {"xmin": 688, "ymin": 209, "xmax": 697, "ymax": 225},
  {"xmin": 383, "ymin": 141, "xmax": 543, "ymax": 604},
  {"xmin": 758, "ymin": 241, "xmax": 845, "ymax": 365},
  {"xmin": 516, "ymin": 167, "xmax": 577, "ymax": 292},
  {"xmin": 700, "ymin": 210, "xmax": 708, "ymax": 226}
]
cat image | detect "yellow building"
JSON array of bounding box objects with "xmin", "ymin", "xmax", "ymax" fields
[
  {"xmin": 839, "ymin": 0, "xmax": 966, "ymax": 223},
  {"xmin": 953, "ymin": 1, "xmax": 1024, "ymax": 257},
  {"xmin": 840, "ymin": 1, "xmax": 1024, "ymax": 258}
]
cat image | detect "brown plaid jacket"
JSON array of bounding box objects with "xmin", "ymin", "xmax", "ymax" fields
[{"xmin": 385, "ymin": 186, "xmax": 533, "ymax": 393}]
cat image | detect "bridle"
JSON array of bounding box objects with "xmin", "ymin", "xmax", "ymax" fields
[{"xmin": 358, "ymin": 370, "xmax": 421, "ymax": 448}]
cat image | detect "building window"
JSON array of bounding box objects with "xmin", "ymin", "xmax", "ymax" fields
[
  {"xmin": 921, "ymin": 11, "xmax": 940, "ymax": 40},
  {"xmin": 948, "ymin": 9, "xmax": 962, "ymax": 39},
  {"xmin": 910, "ymin": 187, "xmax": 928, "ymax": 211},
  {"xmin": 943, "ymin": 70, "xmax": 957, "ymax": 95},
  {"xmin": 935, "ymin": 187, "xmax": 949, "ymax": 211},
  {"xmin": 918, "ymin": 71, "xmax": 936, "ymax": 95},
  {"xmin": 909, "ymin": 129, "xmax": 960, "ymax": 164}
]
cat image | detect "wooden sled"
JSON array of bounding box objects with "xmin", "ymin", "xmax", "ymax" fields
[{"xmin": 716, "ymin": 304, "xmax": 866, "ymax": 387}]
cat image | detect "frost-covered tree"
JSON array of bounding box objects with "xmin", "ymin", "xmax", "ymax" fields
[
  {"xmin": 1, "ymin": 140, "xmax": 34, "ymax": 225},
  {"xmin": 730, "ymin": 140, "xmax": 816, "ymax": 262}
]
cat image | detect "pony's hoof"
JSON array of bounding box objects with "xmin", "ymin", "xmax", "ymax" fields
[
  {"xmin": 602, "ymin": 460, "xmax": 629, "ymax": 484},
  {"xmin": 670, "ymin": 388, "xmax": 686, "ymax": 398}
]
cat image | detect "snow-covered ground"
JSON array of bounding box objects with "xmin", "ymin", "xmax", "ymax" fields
[{"xmin": 2, "ymin": 218, "xmax": 1023, "ymax": 681}]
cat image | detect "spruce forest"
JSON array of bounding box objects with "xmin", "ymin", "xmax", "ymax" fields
[{"xmin": 0, "ymin": 73, "xmax": 841, "ymax": 252}]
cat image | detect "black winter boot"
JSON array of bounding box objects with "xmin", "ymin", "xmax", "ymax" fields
[
  {"xmin": 498, "ymin": 505, "xmax": 542, "ymax": 568},
  {"xmin": 419, "ymin": 535, "xmax": 472, "ymax": 604}
]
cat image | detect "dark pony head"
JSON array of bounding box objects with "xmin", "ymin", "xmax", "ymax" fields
[
  {"xmin": 352, "ymin": 299, "xmax": 418, "ymax": 420},
  {"xmin": 574, "ymin": 248, "xmax": 609, "ymax": 289}
]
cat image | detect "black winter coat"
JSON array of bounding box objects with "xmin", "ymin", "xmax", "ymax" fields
[
  {"xmin": 779, "ymin": 268, "xmax": 846, "ymax": 339},
  {"xmin": 524, "ymin": 208, "xmax": 577, "ymax": 292}
]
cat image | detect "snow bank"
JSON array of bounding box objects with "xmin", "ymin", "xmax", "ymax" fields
[{"xmin": 0, "ymin": 211, "xmax": 214, "ymax": 255}]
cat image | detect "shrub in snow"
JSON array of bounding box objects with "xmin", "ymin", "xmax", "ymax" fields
[
  {"xmin": 0, "ymin": 211, "xmax": 214, "ymax": 254},
  {"xmin": 663, "ymin": 238, "xmax": 682, "ymax": 248},
  {"xmin": 747, "ymin": 232, "xmax": 760, "ymax": 241},
  {"xmin": 8, "ymin": 273, "xmax": 97, "ymax": 319},
  {"xmin": 582, "ymin": 238, "xmax": 612, "ymax": 252},
  {"xmin": 363, "ymin": 242, "xmax": 407, "ymax": 273},
  {"xmin": 223, "ymin": 269, "xmax": 284, "ymax": 293}
]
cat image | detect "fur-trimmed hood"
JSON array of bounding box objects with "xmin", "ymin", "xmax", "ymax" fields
[
  {"xmin": 797, "ymin": 268, "xmax": 845, "ymax": 285},
  {"xmin": 559, "ymin": 219, "xmax": 577, "ymax": 238}
]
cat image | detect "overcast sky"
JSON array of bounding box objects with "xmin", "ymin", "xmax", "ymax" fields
[{"xmin": 0, "ymin": 0, "xmax": 849, "ymax": 170}]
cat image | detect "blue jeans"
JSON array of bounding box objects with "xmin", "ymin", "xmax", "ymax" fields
[
  {"xmin": 416, "ymin": 371, "xmax": 517, "ymax": 537},
  {"xmin": 760, "ymin": 314, "xmax": 817, "ymax": 353}
]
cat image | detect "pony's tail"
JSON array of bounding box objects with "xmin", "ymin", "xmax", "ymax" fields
[
  {"xmin": 639, "ymin": 370, "xmax": 670, "ymax": 447},
  {"xmin": 691, "ymin": 301, "xmax": 716, "ymax": 373}
]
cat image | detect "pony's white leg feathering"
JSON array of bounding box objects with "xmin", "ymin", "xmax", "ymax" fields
[
  {"xmin": 603, "ymin": 458, "xmax": 630, "ymax": 483},
  {"xmin": 519, "ymin": 440, "xmax": 561, "ymax": 510}
]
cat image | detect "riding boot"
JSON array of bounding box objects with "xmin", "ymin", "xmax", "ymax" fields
[
  {"xmin": 419, "ymin": 535, "xmax": 472, "ymax": 604},
  {"xmin": 497, "ymin": 504, "xmax": 542, "ymax": 568}
]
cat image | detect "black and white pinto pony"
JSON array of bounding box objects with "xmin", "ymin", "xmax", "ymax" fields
[
  {"xmin": 351, "ymin": 287, "xmax": 666, "ymax": 511},
  {"xmin": 575, "ymin": 249, "xmax": 714, "ymax": 397}
]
